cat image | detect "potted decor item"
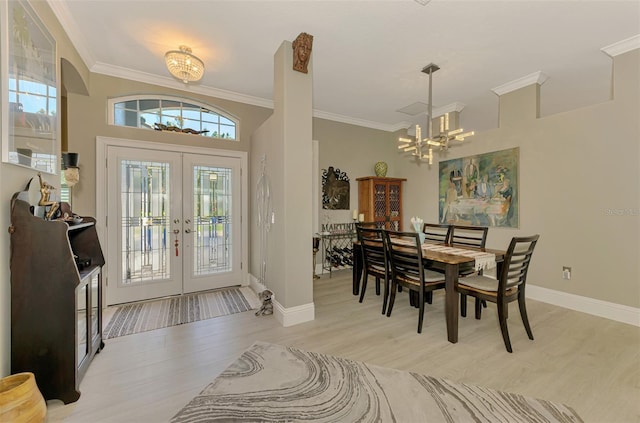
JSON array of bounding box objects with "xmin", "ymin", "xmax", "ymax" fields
[
  {"xmin": 61, "ymin": 152, "xmax": 79, "ymax": 169},
  {"xmin": 374, "ymin": 161, "xmax": 388, "ymax": 177},
  {"xmin": 0, "ymin": 372, "xmax": 46, "ymax": 423}
]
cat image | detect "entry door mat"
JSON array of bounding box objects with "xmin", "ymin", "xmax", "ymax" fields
[
  {"xmin": 103, "ymin": 287, "xmax": 261, "ymax": 339},
  {"xmin": 170, "ymin": 341, "xmax": 583, "ymax": 422}
]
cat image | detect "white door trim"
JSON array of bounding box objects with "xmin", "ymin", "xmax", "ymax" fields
[{"xmin": 96, "ymin": 136, "xmax": 249, "ymax": 297}]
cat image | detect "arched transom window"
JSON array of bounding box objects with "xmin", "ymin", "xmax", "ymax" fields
[{"xmin": 108, "ymin": 95, "xmax": 238, "ymax": 141}]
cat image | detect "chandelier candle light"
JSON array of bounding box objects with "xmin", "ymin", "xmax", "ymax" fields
[
  {"xmin": 165, "ymin": 45, "xmax": 205, "ymax": 83},
  {"xmin": 398, "ymin": 64, "xmax": 474, "ymax": 164}
]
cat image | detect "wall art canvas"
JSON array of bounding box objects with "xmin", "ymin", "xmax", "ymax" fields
[
  {"xmin": 1, "ymin": 0, "xmax": 58, "ymax": 173},
  {"xmin": 439, "ymin": 147, "xmax": 519, "ymax": 228},
  {"xmin": 322, "ymin": 166, "xmax": 350, "ymax": 210}
]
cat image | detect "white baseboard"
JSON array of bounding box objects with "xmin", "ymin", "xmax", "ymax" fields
[
  {"xmin": 273, "ymin": 300, "xmax": 315, "ymax": 327},
  {"xmin": 249, "ymin": 273, "xmax": 316, "ymax": 327},
  {"xmin": 249, "ymin": 274, "xmax": 266, "ymax": 294},
  {"xmin": 527, "ymin": 284, "xmax": 640, "ymax": 327},
  {"xmin": 249, "ymin": 272, "xmax": 639, "ymax": 327}
]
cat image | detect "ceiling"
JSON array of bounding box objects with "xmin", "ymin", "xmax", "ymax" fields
[{"xmin": 48, "ymin": 0, "xmax": 640, "ymax": 134}]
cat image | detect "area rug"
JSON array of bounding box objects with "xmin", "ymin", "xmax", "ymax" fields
[
  {"xmin": 171, "ymin": 341, "xmax": 583, "ymax": 423},
  {"xmin": 103, "ymin": 287, "xmax": 261, "ymax": 339}
]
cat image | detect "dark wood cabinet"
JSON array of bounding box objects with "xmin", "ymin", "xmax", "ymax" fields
[
  {"xmin": 357, "ymin": 176, "xmax": 406, "ymax": 230},
  {"xmin": 9, "ymin": 186, "xmax": 105, "ymax": 404}
]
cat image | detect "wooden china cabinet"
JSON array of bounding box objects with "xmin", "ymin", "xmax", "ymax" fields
[
  {"xmin": 9, "ymin": 181, "xmax": 105, "ymax": 404},
  {"xmin": 357, "ymin": 176, "xmax": 406, "ymax": 230}
]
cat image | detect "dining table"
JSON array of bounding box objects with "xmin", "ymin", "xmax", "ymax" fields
[{"xmin": 352, "ymin": 241, "xmax": 506, "ymax": 343}]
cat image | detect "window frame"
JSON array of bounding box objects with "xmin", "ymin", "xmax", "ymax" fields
[{"xmin": 107, "ymin": 95, "xmax": 239, "ymax": 141}]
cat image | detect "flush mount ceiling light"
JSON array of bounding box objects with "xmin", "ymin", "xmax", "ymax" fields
[
  {"xmin": 398, "ymin": 63, "xmax": 474, "ymax": 165},
  {"xmin": 165, "ymin": 45, "xmax": 205, "ymax": 83}
]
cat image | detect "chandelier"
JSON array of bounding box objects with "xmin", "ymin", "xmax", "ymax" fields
[
  {"xmin": 398, "ymin": 63, "xmax": 474, "ymax": 164},
  {"xmin": 165, "ymin": 45, "xmax": 205, "ymax": 83}
]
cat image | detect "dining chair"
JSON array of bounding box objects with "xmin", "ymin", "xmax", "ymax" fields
[
  {"xmin": 355, "ymin": 224, "xmax": 390, "ymax": 314},
  {"xmin": 418, "ymin": 223, "xmax": 452, "ymax": 305},
  {"xmin": 422, "ymin": 223, "xmax": 451, "ymax": 244},
  {"xmin": 457, "ymin": 234, "xmax": 540, "ymax": 352},
  {"xmin": 449, "ymin": 225, "xmax": 488, "ymax": 249},
  {"xmin": 383, "ymin": 230, "xmax": 445, "ymax": 333},
  {"xmin": 449, "ymin": 225, "xmax": 489, "ymax": 315}
]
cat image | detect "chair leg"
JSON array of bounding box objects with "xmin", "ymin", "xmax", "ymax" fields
[
  {"xmin": 474, "ymin": 298, "xmax": 482, "ymax": 320},
  {"xmin": 482, "ymin": 300, "xmax": 487, "ymax": 308},
  {"xmin": 375, "ymin": 277, "xmax": 381, "ymax": 296},
  {"xmin": 518, "ymin": 290, "xmax": 534, "ymax": 340},
  {"xmin": 359, "ymin": 271, "xmax": 368, "ymax": 303},
  {"xmin": 417, "ymin": 289, "xmax": 425, "ymax": 334},
  {"xmin": 381, "ymin": 277, "xmax": 389, "ymax": 315},
  {"xmin": 425, "ymin": 291, "xmax": 433, "ymax": 304},
  {"xmin": 386, "ymin": 281, "xmax": 397, "ymax": 317},
  {"xmin": 497, "ymin": 301, "xmax": 512, "ymax": 353},
  {"xmin": 460, "ymin": 294, "xmax": 467, "ymax": 317}
]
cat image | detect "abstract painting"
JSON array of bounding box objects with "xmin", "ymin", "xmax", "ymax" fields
[{"xmin": 439, "ymin": 147, "xmax": 519, "ymax": 228}]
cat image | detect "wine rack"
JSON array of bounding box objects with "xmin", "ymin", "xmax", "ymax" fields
[{"xmin": 318, "ymin": 222, "xmax": 357, "ymax": 278}]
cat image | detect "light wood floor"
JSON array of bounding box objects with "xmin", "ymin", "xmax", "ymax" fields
[{"xmin": 47, "ymin": 271, "xmax": 639, "ymax": 422}]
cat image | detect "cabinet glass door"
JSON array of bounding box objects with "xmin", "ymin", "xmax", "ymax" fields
[
  {"xmin": 388, "ymin": 183, "xmax": 401, "ymax": 230},
  {"xmin": 90, "ymin": 271, "xmax": 100, "ymax": 343},
  {"xmin": 77, "ymin": 284, "xmax": 88, "ymax": 366}
]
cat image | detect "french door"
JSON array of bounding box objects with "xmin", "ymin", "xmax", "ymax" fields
[{"xmin": 105, "ymin": 145, "xmax": 242, "ymax": 305}]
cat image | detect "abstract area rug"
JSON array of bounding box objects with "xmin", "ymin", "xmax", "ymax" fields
[
  {"xmin": 171, "ymin": 341, "xmax": 583, "ymax": 423},
  {"xmin": 103, "ymin": 287, "xmax": 261, "ymax": 339}
]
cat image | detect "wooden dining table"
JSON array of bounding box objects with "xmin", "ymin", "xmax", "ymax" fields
[{"xmin": 352, "ymin": 242, "xmax": 505, "ymax": 343}]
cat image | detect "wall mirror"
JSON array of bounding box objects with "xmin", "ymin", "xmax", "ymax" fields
[{"xmin": 1, "ymin": 0, "xmax": 58, "ymax": 174}]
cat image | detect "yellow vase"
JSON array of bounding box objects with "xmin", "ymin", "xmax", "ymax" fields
[
  {"xmin": 374, "ymin": 161, "xmax": 388, "ymax": 177},
  {"xmin": 0, "ymin": 373, "xmax": 46, "ymax": 423}
]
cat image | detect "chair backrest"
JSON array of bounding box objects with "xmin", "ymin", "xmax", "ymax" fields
[
  {"xmin": 499, "ymin": 235, "xmax": 540, "ymax": 292},
  {"xmin": 422, "ymin": 223, "xmax": 451, "ymax": 244},
  {"xmin": 449, "ymin": 225, "xmax": 488, "ymax": 248},
  {"xmin": 383, "ymin": 230, "xmax": 424, "ymax": 284},
  {"xmin": 356, "ymin": 221, "xmax": 378, "ymax": 229},
  {"xmin": 355, "ymin": 225, "xmax": 387, "ymax": 273}
]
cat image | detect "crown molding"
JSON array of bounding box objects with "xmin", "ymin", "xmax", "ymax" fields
[
  {"xmin": 601, "ymin": 34, "xmax": 640, "ymax": 57},
  {"xmin": 93, "ymin": 63, "xmax": 406, "ymax": 132},
  {"xmin": 47, "ymin": 0, "xmax": 408, "ymax": 134},
  {"xmin": 311, "ymin": 110, "xmax": 408, "ymax": 132},
  {"xmin": 91, "ymin": 62, "xmax": 275, "ymax": 109},
  {"xmin": 46, "ymin": 0, "xmax": 96, "ymax": 68},
  {"xmin": 491, "ymin": 71, "xmax": 549, "ymax": 96}
]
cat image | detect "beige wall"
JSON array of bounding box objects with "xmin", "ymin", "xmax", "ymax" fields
[
  {"xmin": 249, "ymin": 40, "xmax": 313, "ymax": 313},
  {"xmin": 399, "ymin": 49, "xmax": 639, "ymax": 308},
  {"xmin": 67, "ymin": 73, "xmax": 272, "ymax": 217},
  {"xmin": 0, "ymin": 0, "xmax": 91, "ymax": 377},
  {"xmin": 313, "ymin": 119, "xmax": 403, "ymax": 227}
]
